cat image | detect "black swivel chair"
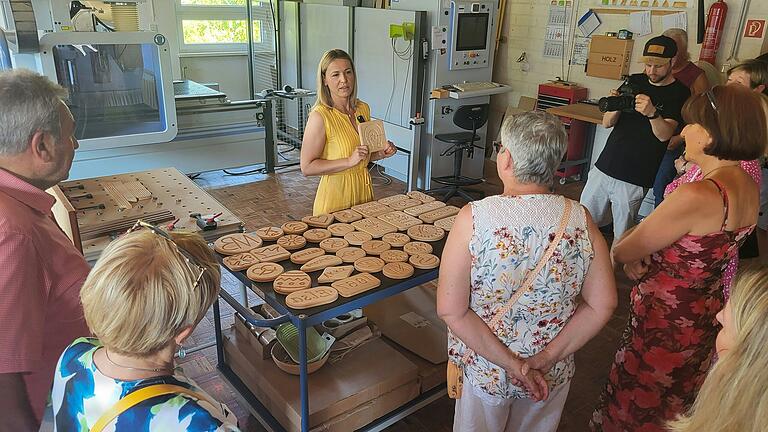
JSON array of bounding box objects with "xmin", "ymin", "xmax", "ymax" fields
[{"xmin": 428, "ymin": 104, "xmax": 489, "ymax": 202}]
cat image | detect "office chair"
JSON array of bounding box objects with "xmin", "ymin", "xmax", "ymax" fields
[{"xmin": 428, "ymin": 103, "xmax": 489, "ymax": 202}]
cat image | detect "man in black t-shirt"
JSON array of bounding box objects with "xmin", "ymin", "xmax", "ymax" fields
[{"xmin": 580, "ymin": 35, "xmax": 690, "ymax": 241}]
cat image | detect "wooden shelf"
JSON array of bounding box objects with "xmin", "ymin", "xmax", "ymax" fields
[{"xmin": 591, "ymin": 7, "xmax": 686, "ymax": 16}]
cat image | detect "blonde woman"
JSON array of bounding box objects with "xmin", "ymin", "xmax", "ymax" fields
[
  {"xmin": 51, "ymin": 222, "xmax": 239, "ymax": 431},
  {"xmin": 668, "ymin": 266, "xmax": 768, "ymax": 432},
  {"xmin": 301, "ymin": 49, "xmax": 396, "ymax": 215}
]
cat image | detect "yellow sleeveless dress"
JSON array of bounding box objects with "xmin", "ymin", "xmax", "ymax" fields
[{"xmin": 311, "ymin": 101, "xmax": 374, "ymax": 215}]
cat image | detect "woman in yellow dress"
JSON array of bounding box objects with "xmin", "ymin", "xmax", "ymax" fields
[{"xmin": 301, "ymin": 49, "xmax": 397, "ymax": 215}]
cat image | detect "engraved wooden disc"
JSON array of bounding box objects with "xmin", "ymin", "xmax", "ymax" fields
[
  {"xmin": 382, "ymin": 262, "xmax": 415, "ymax": 280},
  {"xmin": 214, "ymin": 233, "xmax": 263, "ymax": 256},
  {"xmin": 300, "ymin": 254, "xmax": 344, "ymax": 272},
  {"xmin": 281, "ymin": 221, "xmax": 309, "ymax": 235},
  {"xmin": 379, "ymin": 249, "xmax": 409, "ymax": 263},
  {"xmin": 319, "ymin": 237, "xmax": 349, "ymax": 253},
  {"xmin": 403, "ymin": 200, "xmax": 446, "ymax": 217},
  {"xmin": 403, "ymin": 241, "xmax": 433, "ymax": 255},
  {"xmin": 327, "ymin": 223, "xmax": 355, "ymax": 237},
  {"xmin": 285, "ymin": 286, "xmax": 339, "ymax": 310},
  {"xmin": 361, "ymin": 239, "xmax": 391, "ymax": 255},
  {"xmin": 386, "ymin": 198, "xmax": 422, "ymax": 211},
  {"xmin": 332, "ymin": 273, "xmax": 381, "ymax": 297},
  {"xmin": 344, "ymin": 231, "xmax": 373, "ymax": 246},
  {"xmin": 317, "ymin": 265, "xmax": 354, "ymax": 283},
  {"xmin": 301, "ymin": 213, "xmax": 335, "ymax": 228},
  {"xmin": 303, "ymin": 228, "xmax": 332, "ymax": 243},
  {"xmin": 222, "ymin": 251, "xmax": 260, "ymax": 271},
  {"xmin": 354, "ymin": 256, "xmax": 385, "ymax": 273},
  {"xmin": 273, "ymin": 270, "xmax": 312, "ymax": 294},
  {"xmin": 408, "ymin": 253, "xmax": 441, "ymax": 270},
  {"xmin": 290, "ymin": 247, "xmax": 325, "ymax": 264},
  {"xmin": 332, "ymin": 208, "xmax": 363, "ymax": 223},
  {"xmin": 255, "ymin": 226, "xmax": 284, "ymax": 241},
  {"xmin": 381, "ymin": 232, "xmax": 411, "ymax": 247},
  {"xmin": 250, "ymin": 244, "xmax": 291, "ymax": 263},
  {"xmin": 377, "ymin": 194, "xmax": 409, "ymax": 205},
  {"xmin": 246, "ymin": 262, "xmax": 284, "ymax": 282},
  {"xmin": 335, "ymin": 247, "xmax": 366, "ymax": 263},
  {"xmin": 407, "ymin": 224, "xmax": 445, "ymax": 242},
  {"xmin": 276, "ymin": 234, "xmax": 307, "ymax": 251},
  {"xmin": 406, "ymin": 190, "xmax": 436, "ymax": 203},
  {"xmin": 418, "ymin": 205, "xmax": 460, "ymax": 224}
]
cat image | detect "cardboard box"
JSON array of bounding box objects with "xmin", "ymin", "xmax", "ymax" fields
[
  {"xmin": 383, "ymin": 337, "xmax": 446, "ymax": 393},
  {"xmin": 364, "ymin": 285, "xmax": 448, "ymax": 364},
  {"xmin": 223, "ymin": 330, "xmax": 419, "ymax": 432},
  {"xmin": 587, "ymin": 36, "xmax": 634, "ymax": 80}
]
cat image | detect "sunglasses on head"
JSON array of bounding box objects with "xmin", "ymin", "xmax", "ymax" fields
[{"xmin": 126, "ymin": 220, "xmax": 207, "ymax": 290}]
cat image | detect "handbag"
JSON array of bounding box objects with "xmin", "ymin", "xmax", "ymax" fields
[
  {"xmin": 447, "ymin": 200, "xmax": 573, "ymax": 399},
  {"xmin": 91, "ymin": 383, "xmax": 215, "ymax": 432}
]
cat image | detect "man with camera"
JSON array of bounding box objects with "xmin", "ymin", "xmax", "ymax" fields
[{"xmin": 581, "ymin": 35, "xmax": 690, "ymax": 242}]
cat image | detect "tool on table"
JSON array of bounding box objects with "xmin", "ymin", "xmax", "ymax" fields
[
  {"xmin": 166, "ymin": 218, "xmax": 180, "ymax": 231},
  {"xmin": 69, "ymin": 193, "xmax": 94, "ymax": 200},
  {"xmin": 190, "ymin": 212, "xmax": 222, "ymax": 231},
  {"xmin": 76, "ymin": 204, "xmax": 106, "ymax": 211}
]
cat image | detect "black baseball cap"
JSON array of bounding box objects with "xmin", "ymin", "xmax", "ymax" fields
[{"xmin": 639, "ymin": 35, "xmax": 677, "ymax": 65}]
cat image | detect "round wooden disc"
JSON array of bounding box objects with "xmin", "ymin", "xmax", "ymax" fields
[
  {"xmin": 214, "ymin": 233, "xmax": 263, "ymax": 256},
  {"xmin": 406, "ymin": 224, "xmax": 445, "ymax": 242},
  {"xmin": 281, "ymin": 221, "xmax": 309, "ymax": 235},
  {"xmin": 255, "ymin": 226, "xmax": 284, "ymax": 241},
  {"xmin": 246, "ymin": 262, "xmax": 284, "ymax": 282},
  {"xmin": 381, "ymin": 232, "xmax": 410, "ymax": 247},
  {"xmin": 276, "ymin": 234, "xmax": 307, "ymax": 251},
  {"xmin": 354, "ymin": 256, "xmax": 385, "ymax": 273},
  {"xmin": 361, "ymin": 239, "xmax": 391, "ymax": 255},
  {"xmin": 328, "ymin": 223, "xmax": 356, "ymax": 237},
  {"xmin": 408, "ymin": 253, "xmax": 440, "ymax": 270},
  {"xmin": 344, "ymin": 231, "xmax": 373, "ymax": 246},
  {"xmin": 319, "ymin": 237, "xmax": 350, "ymax": 253},
  {"xmin": 303, "ymin": 228, "xmax": 332, "ymax": 243},
  {"xmin": 273, "ymin": 270, "xmax": 312, "ymax": 294},
  {"xmin": 403, "ymin": 241, "xmax": 433, "ymax": 255},
  {"xmin": 382, "ymin": 262, "xmax": 415, "ymax": 280},
  {"xmin": 379, "ymin": 249, "xmax": 409, "ymax": 263},
  {"xmin": 335, "ymin": 247, "xmax": 367, "ymax": 263}
]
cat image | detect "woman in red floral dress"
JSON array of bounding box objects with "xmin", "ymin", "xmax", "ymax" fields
[{"xmin": 590, "ymin": 85, "xmax": 767, "ymax": 432}]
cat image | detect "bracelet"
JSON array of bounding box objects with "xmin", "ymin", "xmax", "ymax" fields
[{"xmin": 647, "ymin": 111, "xmax": 660, "ymax": 120}]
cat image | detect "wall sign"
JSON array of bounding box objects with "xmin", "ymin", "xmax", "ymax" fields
[{"xmin": 744, "ymin": 19, "xmax": 765, "ymax": 39}]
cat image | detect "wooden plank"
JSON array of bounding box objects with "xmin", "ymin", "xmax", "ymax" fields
[{"xmin": 47, "ymin": 186, "xmax": 82, "ymax": 253}]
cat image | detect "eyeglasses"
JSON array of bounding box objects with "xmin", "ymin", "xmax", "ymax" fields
[
  {"xmin": 704, "ymin": 89, "xmax": 719, "ymax": 116},
  {"xmin": 493, "ymin": 141, "xmax": 504, "ymax": 154},
  {"xmin": 126, "ymin": 220, "xmax": 207, "ymax": 290}
]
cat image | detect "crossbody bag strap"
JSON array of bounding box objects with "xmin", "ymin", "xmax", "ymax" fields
[
  {"xmin": 458, "ymin": 199, "xmax": 573, "ymax": 365},
  {"xmin": 91, "ymin": 384, "xmax": 216, "ymax": 432}
]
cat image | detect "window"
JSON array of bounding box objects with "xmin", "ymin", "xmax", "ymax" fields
[{"xmin": 175, "ymin": 0, "xmax": 272, "ymax": 53}]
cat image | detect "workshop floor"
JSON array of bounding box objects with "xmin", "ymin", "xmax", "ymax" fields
[{"xmin": 180, "ymin": 164, "xmax": 631, "ymax": 432}]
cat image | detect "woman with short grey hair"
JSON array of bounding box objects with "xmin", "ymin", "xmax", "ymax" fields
[{"xmin": 437, "ymin": 111, "xmax": 617, "ymax": 432}]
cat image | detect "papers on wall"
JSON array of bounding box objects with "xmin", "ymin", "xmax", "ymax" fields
[
  {"xmin": 572, "ymin": 36, "xmax": 590, "ymax": 65},
  {"xmin": 661, "ymin": 12, "xmax": 687, "ymax": 32},
  {"xmin": 629, "ymin": 10, "xmax": 652, "ymax": 37},
  {"xmin": 577, "ymin": 10, "xmax": 601, "ymax": 37},
  {"xmin": 544, "ymin": 4, "xmax": 572, "ymax": 59}
]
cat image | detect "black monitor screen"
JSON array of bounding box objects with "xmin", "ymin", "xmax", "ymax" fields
[{"xmin": 456, "ymin": 13, "xmax": 489, "ymax": 51}]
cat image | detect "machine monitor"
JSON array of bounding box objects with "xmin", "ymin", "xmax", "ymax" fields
[
  {"xmin": 38, "ymin": 31, "xmax": 177, "ymax": 151},
  {"xmin": 448, "ymin": 1, "xmax": 494, "ymax": 70},
  {"xmin": 455, "ymin": 13, "xmax": 488, "ymax": 51}
]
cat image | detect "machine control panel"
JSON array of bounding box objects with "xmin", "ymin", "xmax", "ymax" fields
[{"xmin": 448, "ymin": 1, "xmax": 494, "ymax": 70}]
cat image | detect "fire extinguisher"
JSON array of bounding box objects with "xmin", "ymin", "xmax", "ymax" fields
[{"xmin": 699, "ymin": 0, "xmax": 728, "ymax": 65}]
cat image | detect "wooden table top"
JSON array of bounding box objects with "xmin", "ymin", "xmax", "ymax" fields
[{"xmin": 547, "ymin": 103, "xmax": 603, "ymax": 125}]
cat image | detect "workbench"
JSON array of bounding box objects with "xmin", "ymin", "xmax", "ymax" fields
[
  {"xmin": 213, "ymin": 235, "xmax": 447, "ymax": 432},
  {"xmin": 547, "ymin": 102, "xmax": 608, "ymax": 180}
]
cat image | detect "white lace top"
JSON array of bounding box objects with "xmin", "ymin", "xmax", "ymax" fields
[{"xmin": 447, "ymin": 194, "xmax": 594, "ymax": 401}]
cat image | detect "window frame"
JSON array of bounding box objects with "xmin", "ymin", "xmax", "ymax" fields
[{"xmin": 175, "ymin": 1, "xmax": 272, "ymax": 54}]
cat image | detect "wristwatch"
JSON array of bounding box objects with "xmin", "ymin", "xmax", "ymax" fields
[{"xmin": 647, "ymin": 111, "xmax": 660, "ymax": 120}]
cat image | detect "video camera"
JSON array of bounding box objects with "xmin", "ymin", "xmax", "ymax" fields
[{"xmin": 598, "ymin": 78, "xmax": 640, "ymax": 113}]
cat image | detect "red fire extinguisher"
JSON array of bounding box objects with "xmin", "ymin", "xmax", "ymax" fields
[{"xmin": 699, "ymin": 0, "xmax": 728, "ymax": 65}]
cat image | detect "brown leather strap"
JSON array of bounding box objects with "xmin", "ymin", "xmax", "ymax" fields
[{"xmin": 459, "ymin": 199, "xmax": 573, "ymax": 365}]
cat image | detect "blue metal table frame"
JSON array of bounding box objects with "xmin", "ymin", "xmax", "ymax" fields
[{"xmin": 213, "ymin": 238, "xmax": 446, "ymax": 432}]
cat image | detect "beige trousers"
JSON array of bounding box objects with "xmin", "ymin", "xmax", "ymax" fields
[{"xmin": 453, "ymin": 381, "xmax": 571, "ymax": 432}]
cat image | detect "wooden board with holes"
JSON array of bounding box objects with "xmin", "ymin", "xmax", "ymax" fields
[
  {"xmin": 357, "ymin": 119, "xmax": 388, "ymax": 153},
  {"xmin": 351, "ymin": 218, "xmax": 398, "ymax": 238},
  {"xmin": 56, "ymin": 168, "xmax": 244, "ymax": 262}
]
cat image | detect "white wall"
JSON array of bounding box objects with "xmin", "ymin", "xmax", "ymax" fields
[{"xmin": 489, "ymin": 0, "xmax": 768, "ymax": 137}]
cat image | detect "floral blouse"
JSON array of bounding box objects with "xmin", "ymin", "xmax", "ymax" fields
[{"xmin": 447, "ymin": 194, "xmax": 594, "ymax": 401}]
